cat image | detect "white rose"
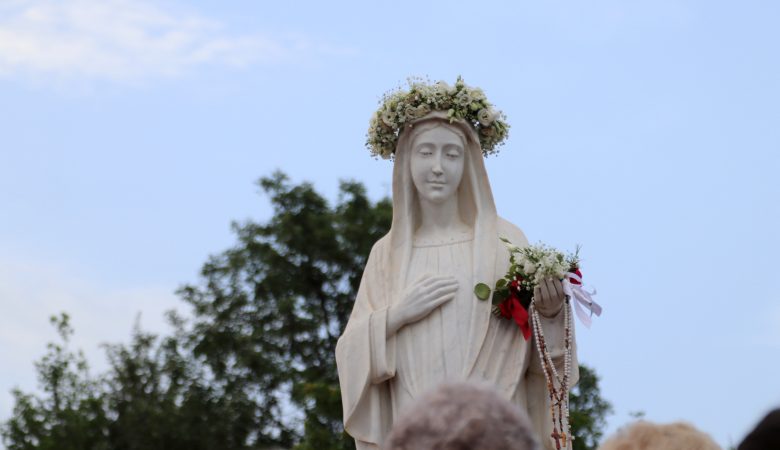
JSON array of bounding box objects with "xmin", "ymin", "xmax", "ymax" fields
[
  {"xmin": 524, "ymin": 261, "xmax": 537, "ymax": 274},
  {"xmin": 381, "ymin": 110, "xmax": 395, "ymax": 127},
  {"xmin": 477, "ymin": 108, "xmax": 494, "ymax": 126}
]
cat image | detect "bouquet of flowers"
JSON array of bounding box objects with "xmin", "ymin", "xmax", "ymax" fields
[
  {"xmin": 474, "ymin": 239, "xmax": 601, "ymax": 449},
  {"xmin": 474, "ymin": 238, "xmax": 601, "ymax": 339}
]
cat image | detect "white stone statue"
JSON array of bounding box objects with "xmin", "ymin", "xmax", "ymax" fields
[{"xmin": 337, "ymin": 93, "xmax": 578, "ymax": 450}]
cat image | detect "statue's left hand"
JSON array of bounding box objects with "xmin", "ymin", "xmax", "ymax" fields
[{"xmin": 533, "ymin": 278, "xmax": 565, "ymax": 317}]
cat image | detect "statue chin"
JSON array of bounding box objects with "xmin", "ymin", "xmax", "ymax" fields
[{"xmin": 416, "ymin": 183, "xmax": 456, "ymax": 204}]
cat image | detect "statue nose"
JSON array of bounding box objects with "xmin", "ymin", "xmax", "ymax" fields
[{"xmin": 432, "ymin": 157, "xmax": 443, "ymax": 175}]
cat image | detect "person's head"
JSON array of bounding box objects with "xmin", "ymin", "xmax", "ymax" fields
[
  {"xmin": 406, "ymin": 120, "xmax": 468, "ymax": 205},
  {"xmin": 738, "ymin": 409, "xmax": 780, "ymax": 450},
  {"xmin": 383, "ymin": 382, "xmax": 540, "ymax": 450},
  {"xmin": 598, "ymin": 420, "xmax": 721, "ymax": 450}
]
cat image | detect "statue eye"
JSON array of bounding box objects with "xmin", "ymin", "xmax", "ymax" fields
[{"xmin": 445, "ymin": 147, "xmax": 462, "ymax": 158}]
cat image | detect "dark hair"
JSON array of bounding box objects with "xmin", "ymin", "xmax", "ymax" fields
[{"xmin": 738, "ymin": 409, "xmax": 780, "ymax": 450}]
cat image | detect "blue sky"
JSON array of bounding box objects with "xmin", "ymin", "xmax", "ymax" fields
[{"xmin": 1, "ymin": 0, "xmax": 779, "ymax": 447}]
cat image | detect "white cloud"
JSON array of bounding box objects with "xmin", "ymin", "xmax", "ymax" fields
[
  {"xmin": 0, "ymin": 257, "xmax": 181, "ymax": 420},
  {"xmin": 0, "ymin": 0, "xmax": 347, "ymax": 82}
]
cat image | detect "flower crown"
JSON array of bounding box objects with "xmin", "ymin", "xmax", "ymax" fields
[{"xmin": 366, "ymin": 76, "xmax": 510, "ymax": 159}]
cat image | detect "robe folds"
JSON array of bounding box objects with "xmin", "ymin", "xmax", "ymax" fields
[
  {"xmin": 338, "ymin": 111, "xmax": 579, "ymax": 449},
  {"xmin": 336, "ymin": 218, "xmax": 579, "ymax": 450}
]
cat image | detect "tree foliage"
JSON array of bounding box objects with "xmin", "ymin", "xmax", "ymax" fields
[
  {"xmin": 177, "ymin": 171, "xmax": 391, "ymax": 449},
  {"xmin": 2, "ymin": 312, "xmax": 266, "ymax": 450},
  {"xmin": 569, "ymin": 364, "xmax": 614, "ymax": 450},
  {"xmin": 3, "ymin": 172, "xmax": 610, "ymax": 450},
  {"xmin": 3, "ymin": 313, "xmax": 109, "ymax": 450}
]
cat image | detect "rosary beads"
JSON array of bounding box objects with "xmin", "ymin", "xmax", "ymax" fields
[{"xmin": 530, "ymin": 297, "xmax": 574, "ymax": 450}]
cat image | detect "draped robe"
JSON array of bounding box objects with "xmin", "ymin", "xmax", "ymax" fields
[{"xmin": 336, "ymin": 114, "xmax": 578, "ymax": 450}]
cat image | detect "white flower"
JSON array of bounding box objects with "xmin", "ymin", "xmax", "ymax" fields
[
  {"xmin": 477, "ymin": 108, "xmax": 494, "ymax": 126},
  {"xmin": 435, "ymin": 81, "xmax": 450, "ymax": 93},
  {"xmin": 366, "ymin": 77, "xmax": 509, "ymax": 158},
  {"xmin": 455, "ymin": 90, "xmax": 472, "ymax": 107},
  {"xmin": 381, "ymin": 110, "xmax": 395, "ymax": 127},
  {"xmin": 524, "ymin": 261, "xmax": 537, "ymax": 274}
]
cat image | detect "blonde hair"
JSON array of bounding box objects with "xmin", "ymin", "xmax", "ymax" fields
[
  {"xmin": 599, "ymin": 421, "xmax": 721, "ymax": 450},
  {"xmin": 383, "ymin": 382, "xmax": 540, "ymax": 450}
]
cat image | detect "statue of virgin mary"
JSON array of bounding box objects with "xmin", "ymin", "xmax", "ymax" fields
[{"xmin": 336, "ymin": 81, "xmax": 578, "ymax": 450}]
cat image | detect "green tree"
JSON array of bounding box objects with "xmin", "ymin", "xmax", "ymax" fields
[
  {"xmin": 2, "ymin": 313, "xmax": 268, "ymax": 450},
  {"xmin": 2, "ymin": 313, "xmax": 109, "ymax": 450},
  {"xmin": 569, "ymin": 364, "xmax": 614, "ymax": 450},
  {"xmin": 177, "ymin": 171, "xmax": 391, "ymax": 449},
  {"xmin": 101, "ymin": 314, "xmax": 263, "ymax": 450}
]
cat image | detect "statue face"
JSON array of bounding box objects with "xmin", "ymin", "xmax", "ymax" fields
[{"xmin": 410, "ymin": 126, "xmax": 465, "ymax": 204}]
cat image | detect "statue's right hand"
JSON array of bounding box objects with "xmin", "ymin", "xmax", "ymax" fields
[{"xmin": 386, "ymin": 275, "xmax": 458, "ymax": 337}]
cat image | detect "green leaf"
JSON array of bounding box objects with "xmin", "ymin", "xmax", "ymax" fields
[
  {"xmin": 495, "ymin": 278, "xmax": 507, "ymax": 289},
  {"xmin": 474, "ymin": 283, "xmax": 491, "ymax": 301},
  {"xmin": 492, "ymin": 286, "xmax": 509, "ymax": 305}
]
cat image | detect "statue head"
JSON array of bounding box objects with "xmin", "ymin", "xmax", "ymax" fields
[
  {"xmin": 408, "ymin": 122, "xmax": 467, "ymax": 205},
  {"xmin": 393, "ymin": 112, "xmax": 486, "ymax": 232}
]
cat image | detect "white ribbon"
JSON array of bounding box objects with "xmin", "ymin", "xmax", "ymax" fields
[{"xmin": 562, "ymin": 272, "xmax": 602, "ymax": 328}]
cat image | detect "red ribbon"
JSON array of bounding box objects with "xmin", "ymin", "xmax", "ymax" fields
[
  {"xmin": 568, "ymin": 268, "xmax": 583, "ymax": 285},
  {"xmin": 499, "ymin": 293, "xmax": 531, "ymax": 341}
]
